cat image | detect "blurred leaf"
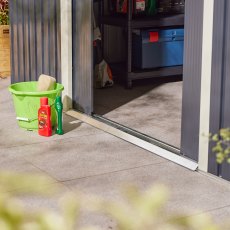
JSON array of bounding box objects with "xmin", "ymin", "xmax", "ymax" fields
[
  {"xmin": 212, "ymin": 140, "xmax": 224, "ymax": 152},
  {"xmin": 212, "ymin": 134, "xmax": 219, "ymax": 142},
  {"xmin": 37, "ymin": 211, "xmax": 65, "ymax": 230},
  {"xmin": 211, "ymin": 128, "xmax": 230, "ymax": 164},
  {"xmin": 220, "ymin": 128, "xmax": 230, "ymax": 139},
  {"xmin": 61, "ymin": 193, "xmax": 81, "ymax": 229},
  {"xmin": 0, "ymin": 172, "xmax": 58, "ymax": 195},
  {"xmin": 0, "ymin": 172, "xmax": 227, "ymax": 230}
]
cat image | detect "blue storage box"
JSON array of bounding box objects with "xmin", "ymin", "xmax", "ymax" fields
[{"xmin": 132, "ymin": 28, "xmax": 184, "ymax": 69}]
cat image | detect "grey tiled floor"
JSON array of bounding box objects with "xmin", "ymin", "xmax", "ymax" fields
[
  {"xmin": 94, "ymin": 79, "xmax": 182, "ymax": 148},
  {"xmin": 1, "ymin": 78, "xmax": 230, "ymax": 229}
]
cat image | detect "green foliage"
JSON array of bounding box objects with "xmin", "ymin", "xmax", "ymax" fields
[
  {"xmin": 0, "ymin": 172, "xmax": 228, "ymax": 230},
  {"xmin": 0, "ymin": 0, "xmax": 9, "ymax": 25},
  {"xmin": 211, "ymin": 128, "xmax": 230, "ymax": 164}
]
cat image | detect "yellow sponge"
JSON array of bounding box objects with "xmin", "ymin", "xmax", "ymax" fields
[{"xmin": 37, "ymin": 74, "xmax": 56, "ymax": 92}]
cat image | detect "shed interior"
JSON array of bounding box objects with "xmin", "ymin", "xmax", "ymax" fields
[{"xmin": 93, "ymin": 0, "xmax": 185, "ymax": 149}]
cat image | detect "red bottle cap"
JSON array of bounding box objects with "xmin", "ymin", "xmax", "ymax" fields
[{"xmin": 40, "ymin": 97, "xmax": 48, "ymax": 106}]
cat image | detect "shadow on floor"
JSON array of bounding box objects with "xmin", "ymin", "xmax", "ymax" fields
[
  {"xmin": 94, "ymin": 76, "xmax": 182, "ymax": 115},
  {"xmin": 63, "ymin": 114, "xmax": 83, "ymax": 133},
  {"xmin": 93, "ymin": 75, "xmax": 183, "ymax": 148}
]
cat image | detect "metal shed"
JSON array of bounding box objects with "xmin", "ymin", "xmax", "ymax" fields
[{"xmin": 9, "ymin": 0, "xmax": 230, "ymax": 180}]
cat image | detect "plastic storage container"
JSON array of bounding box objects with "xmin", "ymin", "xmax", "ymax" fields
[
  {"xmin": 8, "ymin": 81, "xmax": 64, "ymax": 130},
  {"xmin": 132, "ymin": 28, "xmax": 184, "ymax": 69}
]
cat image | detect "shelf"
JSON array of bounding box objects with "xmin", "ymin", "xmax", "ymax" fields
[
  {"xmin": 110, "ymin": 63, "xmax": 183, "ymax": 80},
  {"xmin": 102, "ymin": 14, "xmax": 184, "ymax": 29},
  {"xmin": 99, "ymin": 0, "xmax": 185, "ymax": 87},
  {"xmin": 129, "ymin": 66, "xmax": 183, "ymax": 79}
]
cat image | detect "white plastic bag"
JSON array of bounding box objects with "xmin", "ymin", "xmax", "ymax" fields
[{"xmin": 95, "ymin": 60, "xmax": 113, "ymax": 88}]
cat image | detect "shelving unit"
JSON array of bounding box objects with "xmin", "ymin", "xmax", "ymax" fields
[
  {"xmin": 98, "ymin": 0, "xmax": 185, "ymax": 88},
  {"xmin": 102, "ymin": 14, "xmax": 184, "ymax": 29}
]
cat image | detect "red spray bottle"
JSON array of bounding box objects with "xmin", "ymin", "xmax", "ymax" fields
[{"xmin": 38, "ymin": 97, "xmax": 52, "ymax": 137}]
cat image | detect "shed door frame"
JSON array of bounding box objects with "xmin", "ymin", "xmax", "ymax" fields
[
  {"xmin": 71, "ymin": 0, "xmax": 93, "ymax": 114},
  {"xmin": 209, "ymin": 0, "xmax": 230, "ymax": 179},
  {"xmin": 64, "ymin": 0, "xmax": 214, "ymax": 168}
]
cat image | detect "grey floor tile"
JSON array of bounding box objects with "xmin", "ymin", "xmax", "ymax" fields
[
  {"xmin": 4, "ymin": 133, "xmax": 166, "ymax": 181},
  {"xmin": 17, "ymin": 182, "xmax": 116, "ymax": 230},
  {"xmin": 0, "ymin": 114, "xmax": 103, "ymax": 149},
  {"xmin": 0, "ymin": 155, "xmax": 58, "ymax": 192},
  {"xmin": 193, "ymin": 206, "xmax": 230, "ymax": 224},
  {"xmin": 0, "ymin": 78, "xmax": 10, "ymax": 87},
  {"xmin": 78, "ymin": 211, "xmax": 116, "ymax": 230},
  {"xmin": 0, "ymin": 152, "xmax": 44, "ymax": 175},
  {"xmin": 64, "ymin": 162, "xmax": 230, "ymax": 217},
  {"xmin": 0, "ymin": 78, "xmax": 103, "ymax": 149},
  {"xmin": 17, "ymin": 182, "xmax": 71, "ymax": 212},
  {"xmin": 98, "ymin": 81, "xmax": 182, "ymax": 148}
]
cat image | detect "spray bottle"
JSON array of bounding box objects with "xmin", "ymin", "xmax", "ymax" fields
[
  {"xmin": 55, "ymin": 96, "xmax": 64, "ymax": 135},
  {"xmin": 38, "ymin": 97, "xmax": 52, "ymax": 137},
  {"xmin": 146, "ymin": 0, "xmax": 157, "ymax": 15}
]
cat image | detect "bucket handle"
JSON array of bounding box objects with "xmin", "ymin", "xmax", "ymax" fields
[
  {"xmin": 16, "ymin": 117, "xmax": 37, "ymax": 122},
  {"xmin": 16, "ymin": 102, "xmax": 56, "ymax": 123}
]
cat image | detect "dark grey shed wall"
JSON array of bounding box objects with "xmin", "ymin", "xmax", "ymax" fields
[
  {"xmin": 9, "ymin": 0, "xmax": 61, "ymax": 83},
  {"xmin": 209, "ymin": 0, "xmax": 230, "ymax": 180},
  {"xmin": 180, "ymin": 0, "xmax": 204, "ymax": 161},
  {"xmin": 72, "ymin": 0, "xmax": 93, "ymax": 114}
]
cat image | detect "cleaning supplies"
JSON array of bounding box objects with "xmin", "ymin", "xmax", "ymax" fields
[
  {"xmin": 55, "ymin": 96, "xmax": 64, "ymax": 135},
  {"xmin": 37, "ymin": 74, "xmax": 56, "ymax": 92},
  {"xmin": 146, "ymin": 0, "xmax": 157, "ymax": 15},
  {"xmin": 116, "ymin": 0, "xmax": 146, "ymax": 14},
  {"xmin": 38, "ymin": 97, "xmax": 52, "ymax": 137},
  {"xmin": 94, "ymin": 60, "xmax": 113, "ymax": 88},
  {"xmin": 93, "ymin": 12, "xmax": 114, "ymax": 88}
]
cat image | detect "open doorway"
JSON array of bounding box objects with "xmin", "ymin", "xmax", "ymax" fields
[{"xmin": 93, "ymin": 0, "xmax": 184, "ymax": 149}]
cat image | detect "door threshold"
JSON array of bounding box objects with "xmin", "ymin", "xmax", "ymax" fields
[
  {"xmin": 66, "ymin": 110, "xmax": 198, "ymax": 171},
  {"xmin": 93, "ymin": 114, "xmax": 180, "ymax": 155}
]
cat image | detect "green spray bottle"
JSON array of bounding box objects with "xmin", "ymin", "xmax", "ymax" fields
[
  {"xmin": 55, "ymin": 96, "xmax": 64, "ymax": 135},
  {"xmin": 146, "ymin": 0, "xmax": 157, "ymax": 16}
]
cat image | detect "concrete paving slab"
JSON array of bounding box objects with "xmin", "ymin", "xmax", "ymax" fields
[
  {"xmin": 16, "ymin": 182, "xmax": 116, "ymax": 230},
  {"xmin": 17, "ymin": 182, "xmax": 71, "ymax": 213},
  {"xmin": 2, "ymin": 77, "xmax": 230, "ymax": 227},
  {"xmin": 0, "ymin": 154, "xmax": 59, "ymax": 192},
  {"xmin": 0, "ymin": 80, "xmax": 15, "ymax": 118},
  {"xmin": 0, "ymin": 112, "xmax": 103, "ymax": 149},
  {"xmin": 64, "ymin": 162, "xmax": 230, "ymax": 221},
  {"xmin": 0, "ymin": 153, "xmax": 44, "ymax": 175},
  {"xmin": 194, "ymin": 206, "xmax": 230, "ymax": 224},
  {"xmin": 0, "ymin": 113, "xmax": 103, "ymax": 148},
  {"xmin": 3, "ymin": 133, "xmax": 166, "ymax": 182},
  {"xmin": 0, "ymin": 78, "xmax": 10, "ymax": 89},
  {"xmin": 78, "ymin": 212, "xmax": 116, "ymax": 230},
  {"xmin": 96, "ymin": 81, "xmax": 182, "ymax": 148},
  {"xmin": 0, "ymin": 78, "xmax": 103, "ymax": 149}
]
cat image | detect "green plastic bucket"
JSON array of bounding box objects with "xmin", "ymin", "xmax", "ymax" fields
[{"xmin": 8, "ymin": 81, "xmax": 64, "ymax": 130}]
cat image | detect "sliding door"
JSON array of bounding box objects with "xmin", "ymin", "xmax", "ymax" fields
[{"xmin": 72, "ymin": 0, "xmax": 93, "ymax": 114}]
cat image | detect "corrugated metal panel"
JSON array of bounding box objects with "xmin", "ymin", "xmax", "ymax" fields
[
  {"xmin": 220, "ymin": 0, "xmax": 230, "ymax": 178},
  {"xmin": 9, "ymin": 0, "xmax": 61, "ymax": 83},
  {"xmin": 72, "ymin": 0, "xmax": 93, "ymax": 114},
  {"xmin": 209, "ymin": 0, "xmax": 230, "ymax": 180},
  {"xmin": 221, "ymin": 1, "xmax": 230, "ymax": 130},
  {"xmin": 180, "ymin": 0, "xmax": 204, "ymax": 161},
  {"xmin": 208, "ymin": 0, "xmax": 226, "ymax": 176}
]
